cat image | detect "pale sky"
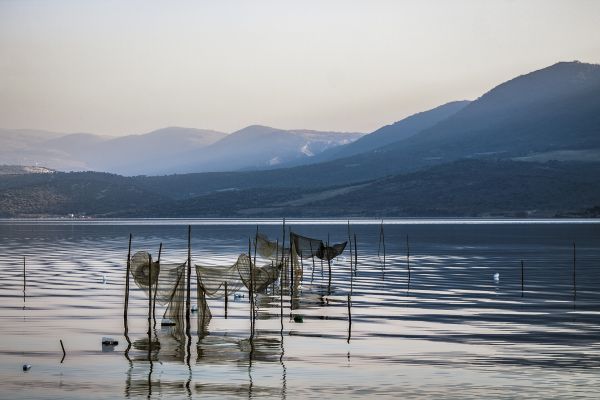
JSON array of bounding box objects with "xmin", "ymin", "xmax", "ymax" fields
[{"xmin": 1, "ymin": 0, "xmax": 599, "ymax": 135}]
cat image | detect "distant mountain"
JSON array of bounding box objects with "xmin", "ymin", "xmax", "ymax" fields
[
  {"xmin": 0, "ymin": 129, "xmax": 80, "ymax": 169},
  {"xmin": 82, "ymin": 127, "xmax": 227, "ymax": 175},
  {"xmin": 0, "ymin": 125, "xmax": 362, "ymax": 175},
  {"xmin": 401, "ymin": 61, "xmax": 600, "ymax": 160},
  {"xmin": 305, "ymin": 100, "xmax": 470, "ymax": 164},
  {"xmin": 164, "ymin": 125, "xmax": 364, "ymax": 174},
  {"xmin": 263, "ymin": 61, "xmax": 600, "ymax": 187}
]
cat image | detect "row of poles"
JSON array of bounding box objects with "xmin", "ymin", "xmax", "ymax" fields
[{"xmin": 119, "ymin": 222, "xmax": 581, "ymax": 356}]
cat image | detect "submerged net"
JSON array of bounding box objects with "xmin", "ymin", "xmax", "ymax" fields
[{"xmin": 130, "ymin": 251, "xmax": 186, "ymax": 329}]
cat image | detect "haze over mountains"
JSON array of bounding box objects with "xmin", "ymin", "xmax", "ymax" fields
[
  {"xmin": 0, "ymin": 126, "xmax": 363, "ymax": 176},
  {"xmin": 1, "ymin": 61, "xmax": 599, "ymax": 217}
]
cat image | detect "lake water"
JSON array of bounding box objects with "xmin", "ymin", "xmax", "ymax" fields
[{"xmin": 1, "ymin": 219, "xmax": 599, "ymax": 399}]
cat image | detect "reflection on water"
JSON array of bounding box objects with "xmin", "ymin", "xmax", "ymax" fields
[{"xmin": 0, "ymin": 219, "xmax": 599, "ymax": 399}]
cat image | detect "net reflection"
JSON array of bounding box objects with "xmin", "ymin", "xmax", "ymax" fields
[{"xmin": 123, "ymin": 324, "xmax": 286, "ymax": 398}]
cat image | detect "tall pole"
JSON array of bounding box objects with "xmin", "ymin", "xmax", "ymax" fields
[
  {"xmin": 124, "ymin": 234, "xmax": 132, "ymax": 334},
  {"xmin": 281, "ymin": 218, "xmax": 286, "ymax": 288},
  {"xmin": 248, "ymin": 238, "xmax": 255, "ymax": 338},
  {"xmin": 147, "ymin": 254, "xmax": 153, "ymax": 337},
  {"xmin": 186, "ymin": 225, "xmax": 191, "ymax": 333},
  {"xmin": 153, "ymin": 242, "xmax": 162, "ymax": 327}
]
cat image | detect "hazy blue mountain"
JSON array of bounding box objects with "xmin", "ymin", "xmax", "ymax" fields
[
  {"xmin": 0, "ymin": 125, "xmax": 362, "ymax": 175},
  {"xmin": 0, "ymin": 128, "xmax": 89, "ymax": 170},
  {"xmin": 129, "ymin": 61, "xmax": 600, "ymax": 196},
  {"xmin": 274, "ymin": 61, "xmax": 600, "ymax": 185},
  {"xmin": 304, "ymin": 100, "xmax": 470, "ymax": 164},
  {"xmin": 162, "ymin": 125, "xmax": 364, "ymax": 174},
  {"xmin": 83, "ymin": 127, "xmax": 227, "ymax": 175}
]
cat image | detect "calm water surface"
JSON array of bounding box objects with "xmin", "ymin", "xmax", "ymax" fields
[{"xmin": 0, "ymin": 219, "xmax": 599, "ymax": 399}]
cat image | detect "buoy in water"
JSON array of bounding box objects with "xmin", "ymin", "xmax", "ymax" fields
[
  {"xmin": 102, "ymin": 337, "xmax": 118, "ymax": 346},
  {"xmin": 191, "ymin": 304, "xmax": 198, "ymax": 313},
  {"xmin": 22, "ymin": 364, "xmax": 32, "ymax": 371},
  {"xmin": 493, "ymin": 273, "xmax": 500, "ymax": 282}
]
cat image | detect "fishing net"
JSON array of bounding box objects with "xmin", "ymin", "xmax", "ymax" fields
[
  {"xmin": 317, "ymin": 242, "xmax": 347, "ymax": 261},
  {"xmin": 255, "ymin": 233, "xmax": 284, "ymax": 260},
  {"xmin": 195, "ymin": 253, "xmax": 281, "ymax": 330},
  {"xmin": 130, "ymin": 251, "xmax": 186, "ymax": 329},
  {"xmin": 290, "ymin": 232, "xmax": 347, "ymax": 261}
]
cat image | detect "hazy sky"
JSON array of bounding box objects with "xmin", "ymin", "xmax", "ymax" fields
[{"xmin": 1, "ymin": 0, "xmax": 599, "ymax": 135}]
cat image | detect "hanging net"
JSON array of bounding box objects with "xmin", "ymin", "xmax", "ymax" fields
[
  {"xmin": 195, "ymin": 253, "xmax": 281, "ymax": 330},
  {"xmin": 255, "ymin": 233, "xmax": 284, "ymax": 260},
  {"xmin": 289, "ymin": 232, "xmax": 347, "ymax": 283},
  {"xmin": 130, "ymin": 251, "xmax": 186, "ymax": 330},
  {"xmin": 316, "ymin": 242, "xmax": 347, "ymax": 261}
]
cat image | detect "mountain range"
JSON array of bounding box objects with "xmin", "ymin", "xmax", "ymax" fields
[
  {"xmin": 1, "ymin": 61, "xmax": 599, "ymax": 217},
  {"xmin": 0, "ymin": 126, "xmax": 363, "ymax": 176}
]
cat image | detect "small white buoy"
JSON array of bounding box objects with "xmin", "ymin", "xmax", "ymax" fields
[
  {"xmin": 102, "ymin": 337, "xmax": 118, "ymax": 346},
  {"xmin": 493, "ymin": 273, "xmax": 500, "ymax": 282},
  {"xmin": 22, "ymin": 364, "xmax": 32, "ymax": 372},
  {"xmin": 191, "ymin": 304, "xmax": 198, "ymax": 313},
  {"xmin": 102, "ymin": 275, "xmax": 107, "ymax": 284}
]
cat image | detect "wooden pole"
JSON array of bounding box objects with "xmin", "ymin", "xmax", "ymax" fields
[
  {"xmin": 289, "ymin": 231, "xmax": 294, "ymax": 311},
  {"xmin": 147, "ymin": 253, "xmax": 153, "ymax": 337},
  {"xmin": 124, "ymin": 234, "xmax": 132, "ymax": 335},
  {"xmin": 153, "ymin": 242, "xmax": 162, "ymax": 327},
  {"xmin": 224, "ymin": 281, "xmax": 228, "ymax": 318},
  {"xmin": 281, "ymin": 218, "xmax": 286, "ymax": 288},
  {"xmin": 186, "ymin": 225, "xmax": 191, "ymax": 332},
  {"xmin": 347, "ymin": 220, "xmax": 353, "ymax": 273},
  {"xmin": 277, "ymin": 238, "xmax": 283, "ymax": 332},
  {"xmin": 248, "ymin": 238, "xmax": 255, "ymax": 337},
  {"xmin": 60, "ymin": 339, "xmax": 66, "ymax": 363},
  {"xmin": 347, "ymin": 294, "xmax": 352, "ymax": 343},
  {"xmin": 253, "ymin": 227, "xmax": 258, "ymax": 322},
  {"xmin": 521, "ymin": 260, "xmax": 524, "ymax": 297}
]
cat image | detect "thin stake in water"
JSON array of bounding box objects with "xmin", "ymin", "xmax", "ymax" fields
[
  {"xmin": 248, "ymin": 238, "xmax": 255, "ymax": 339},
  {"xmin": 147, "ymin": 253, "xmax": 152, "ymax": 338},
  {"xmin": 60, "ymin": 339, "xmax": 66, "ymax": 363},
  {"xmin": 186, "ymin": 225, "xmax": 191, "ymax": 333},
  {"xmin": 153, "ymin": 242, "xmax": 162, "ymax": 327},
  {"xmin": 124, "ymin": 233, "xmax": 132, "ymax": 336},
  {"xmin": 347, "ymin": 294, "xmax": 352, "ymax": 343},
  {"xmin": 224, "ymin": 281, "xmax": 228, "ymax": 319},
  {"xmin": 378, "ymin": 220, "xmax": 386, "ymax": 270}
]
